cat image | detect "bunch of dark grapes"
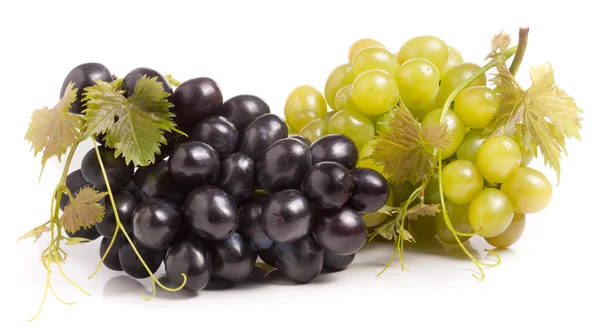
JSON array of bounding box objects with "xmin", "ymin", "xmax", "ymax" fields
[{"xmin": 60, "ymin": 63, "xmax": 390, "ymax": 291}]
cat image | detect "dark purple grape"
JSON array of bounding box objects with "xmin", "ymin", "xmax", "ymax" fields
[
  {"xmin": 122, "ymin": 67, "xmax": 172, "ymax": 97},
  {"xmin": 60, "ymin": 63, "xmax": 113, "ymax": 114},
  {"xmin": 221, "ymin": 95, "xmax": 270, "ymax": 132},
  {"xmin": 165, "ymin": 237, "xmax": 212, "ymax": 291},
  {"xmin": 80, "ymin": 146, "xmax": 134, "ymax": 193},
  {"xmin": 155, "ymin": 130, "xmax": 184, "ymax": 162},
  {"xmin": 239, "ymin": 113, "xmax": 288, "ymax": 161},
  {"xmin": 192, "ymin": 116, "xmax": 239, "ymax": 158},
  {"xmin": 238, "ymin": 196, "xmax": 273, "ymax": 250},
  {"xmin": 272, "ymin": 235, "xmax": 324, "ymax": 284},
  {"xmin": 301, "ymin": 162, "xmax": 354, "ymax": 209},
  {"xmin": 183, "ymin": 186, "xmax": 238, "ymax": 241},
  {"xmin": 289, "ymin": 135, "xmax": 311, "ymax": 146},
  {"xmin": 96, "ymin": 191, "xmax": 138, "ymax": 238},
  {"xmin": 348, "ymin": 168, "xmax": 390, "ymax": 213},
  {"xmin": 172, "ymin": 77, "xmax": 223, "ymax": 133},
  {"xmin": 134, "ymin": 160, "xmax": 189, "ymax": 203},
  {"xmin": 123, "ymin": 180, "xmax": 143, "ymax": 203},
  {"xmin": 208, "ymin": 233, "xmax": 257, "ymax": 283},
  {"xmin": 119, "ymin": 239, "xmax": 165, "ymax": 279},
  {"xmin": 257, "ymin": 138, "xmax": 311, "ymax": 194},
  {"xmin": 59, "ymin": 169, "xmax": 92, "ymax": 211},
  {"xmin": 262, "ymin": 190, "xmax": 313, "ymax": 243},
  {"xmin": 214, "ymin": 153, "xmax": 254, "ymax": 204},
  {"xmin": 99, "ymin": 237, "xmax": 124, "ymax": 271},
  {"xmin": 168, "ymin": 141, "xmax": 220, "ymax": 188},
  {"xmin": 312, "ymin": 206, "xmax": 366, "ymax": 255},
  {"xmin": 323, "ymin": 252, "xmax": 355, "ymax": 271},
  {"xmin": 132, "ymin": 198, "xmax": 182, "ymax": 250},
  {"xmin": 309, "ymin": 134, "xmax": 358, "ymax": 169}
]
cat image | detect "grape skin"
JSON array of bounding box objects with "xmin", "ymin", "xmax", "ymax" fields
[
  {"xmin": 469, "ymin": 188, "xmax": 514, "ymax": 238},
  {"xmin": 501, "ymin": 167, "xmax": 552, "ymax": 214}
]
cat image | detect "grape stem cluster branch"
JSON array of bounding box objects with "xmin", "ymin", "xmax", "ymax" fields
[
  {"xmin": 433, "ymin": 28, "xmax": 529, "ymax": 280},
  {"xmin": 89, "ymin": 138, "xmax": 188, "ymax": 299}
]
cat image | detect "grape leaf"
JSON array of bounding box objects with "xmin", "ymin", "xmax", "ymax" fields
[
  {"xmin": 18, "ymin": 225, "xmax": 51, "ymax": 242},
  {"xmin": 61, "ymin": 186, "xmax": 108, "ymax": 234},
  {"xmin": 166, "ymin": 74, "xmax": 182, "ymax": 87},
  {"xmin": 377, "ymin": 205, "xmax": 398, "ymax": 216},
  {"xmin": 24, "ymin": 82, "xmax": 82, "ymax": 170},
  {"xmin": 485, "ymin": 62, "xmax": 583, "ymax": 181},
  {"xmin": 377, "ymin": 223, "xmax": 395, "ymax": 240},
  {"xmin": 399, "ymin": 227, "xmax": 415, "ymax": 243},
  {"xmin": 65, "ymin": 237, "xmax": 91, "ymax": 245},
  {"xmin": 82, "ymin": 76, "xmax": 177, "ymax": 166},
  {"xmin": 487, "ymin": 30, "xmax": 511, "ymax": 59},
  {"xmin": 368, "ymin": 105, "xmax": 452, "ymax": 185},
  {"xmin": 406, "ymin": 203, "xmax": 440, "ymax": 219}
]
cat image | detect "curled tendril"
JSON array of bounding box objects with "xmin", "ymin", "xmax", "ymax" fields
[{"xmin": 90, "ymin": 139, "xmax": 188, "ymax": 299}]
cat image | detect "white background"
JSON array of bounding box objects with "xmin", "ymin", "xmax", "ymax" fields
[{"xmin": 1, "ymin": 0, "xmax": 599, "ymax": 327}]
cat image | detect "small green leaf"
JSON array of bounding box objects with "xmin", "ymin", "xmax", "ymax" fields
[
  {"xmin": 18, "ymin": 225, "xmax": 51, "ymax": 243},
  {"xmin": 166, "ymin": 74, "xmax": 182, "ymax": 87},
  {"xmin": 24, "ymin": 82, "xmax": 82, "ymax": 170},
  {"xmin": 377, "ymin": 205, "xmax": 398, "ymax": 216},
  {"xmin": 368, "ymin": 105, "xmax": 452, "ymax": 185},
  {"xmin": 407, "ymin": 203, "xmax": 440, "ymax": 219},
  {"xmin": 400, "ymin": 228, "xmax": 415, "ymax": 243},
  {"xmin": 487, "ymin": 30, "xmax": 512, "ymax": 59},
  {"xmin": 61, "ymin": 186, "xmax": 108, "ymax": 234},
  {"xmin": 82, "ymin": 75, "xmax": 177, "ymax": 166},
  {"xmin": 65, "ymin": 237, "xmax": 91, "ymax": 245},
  {"xmin": 378, "ymin": 223, "xmax": 395, "ymax": 240}
]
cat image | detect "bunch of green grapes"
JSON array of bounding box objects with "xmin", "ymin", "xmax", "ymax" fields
[{"xmin": 285, "ymin": 36, "xmax": 552, "ymax": 245}]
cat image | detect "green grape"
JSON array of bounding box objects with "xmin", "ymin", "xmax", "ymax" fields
[
  {"xmin": 454, "ymin": 86, "xmax": 499, "ymax": 129},
  {"xmin": 284, "ymin": 85, "xmax": 327, "ymax": 124},
  {"xmin": 357, "ymin": 139, "xmax": 389, "ymax": 179},
  {"xmin": 299, "ymin": 118, "xmax": 328, "ymax": 143},
  {"xmin": 395, "ymin": 58, "xmax": 440, "ymax": 110},
  {"xmin": 476, "ymin": 136, "xmax": 521, "ymax": 184},
  {"xmin": 292, "ymin": 110, "xmax": 320, "ymax": 131},
  {"xmin": 324, "ymin": 111, "xmax": 335, "ymax": 123},
  {"xmin": 391, "ymin": 181, "xmax": 418, "ymax": 206},
  {"xmin": 324, "ymin": 64, "xmax": 355, "ymax": 109},
  {"xmin": 469, "ymin": 188, "xmax": 514, "ymax": 238},
  {"xmin": 374, "ymin": 110, "xmax": 393, "ymax": 135},
  {"xmin": 485, "ymin": 212, "xmax": 526, "ymax": 248},
  {"xmin": 421, "ymin": 109, "xmax": 465, "ymax": 159},
  {"xmin": 435, "ymin": 200, "xmax": 473, "ymax": 244},
  {"xmin": 352, "ymin": 46, "xmax": 399, "ymax": 77},
  {"xmin": 424, "ymin": 174, "xmax": 441, "ymax": 204},
  {"xmin": 410, "ymin": 216, "xmax": 437, "ymax": 238},
  {"xmin": 334, "ymin": 85, "xmax": 359, "ymax": 112},
  {"xmin": 329, "ymin": 109, "xmax": 375, "ymax": 150},
  {"xmin": 436, "ymin": 63, "xmax": 487, "ymax": 107},
  {"xmin": 442, "ymin": 159, "xmax": 483, "ymax": 204},
  {"xmin": 348, "ymin": 38, "xmax": 384, "ymax": 62},
  {"xmin": 362, "ymin": 188, "xmax": 394, "ymax": 227},
  {"xmin": 441, "ymin": 45, "xmax": 464, "ymax": 78},
  {"xmin": 396, "ymin": 35, "xmax": 449, "ymax": 72},
  {"xmin": 456, "ymin": 129, "xmax": 486, "ymax": 163},
  {"xmin": 285, "ymin": 120, "xmax": 297, "ymax": 135},
  {"xmin": 501, "ymin": 167, "xmax": 552, "ymax": 214},
  {"xmin": 351, "ymin": 69, "xmax": 400, "ymax": 116}
]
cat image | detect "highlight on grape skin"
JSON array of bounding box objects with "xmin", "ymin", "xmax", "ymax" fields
[{"xmin": 20, "ymin": 27, "xmax": 583, "ymax": 321}]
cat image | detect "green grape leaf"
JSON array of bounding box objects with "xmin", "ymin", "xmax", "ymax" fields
[
  {"xmin": 166, "ymin": 74, "xmax": 182, "ymax": 87},
  {"xmin": 65, "ymin": 237, "xmax": 91, "ymax": 245},
  {"xmin": 18, "ymin": 224, "xmax": 51, "ymax": 243},
  {"xmin": 377, "ymin": 205, "xmax": 398, "ymax": 216},
  {"xmin": 60, "ymin": 186, "xmax": 108, "ymax": 234},
  {"xmin": 485, "ymin": 62, "xmax": 583, "ymax": 181},
  {"xmin": 486, "ymin": 30, "xmax": 512, "ymax": 59},
  {"xmin": 82, "ymin": 76, "xmax": 177, "ymax": 166},
  {"xmin": 399, "ymin": 227, "xmax": 415, "ymax": 243},
  {"xmin": 377, "ymin": 223, "xmax": 395, "ymax": 240},
  {"xmin": 406, "ymin": 203, "xmax": 440, "ymax": 220},
  {"xmin": 24, "ymin": 82, "xmax": 82, "ymax": 170},
  {"xmin": 368, "ymin": 105, "xmax": 452, "ymax": 185}
]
